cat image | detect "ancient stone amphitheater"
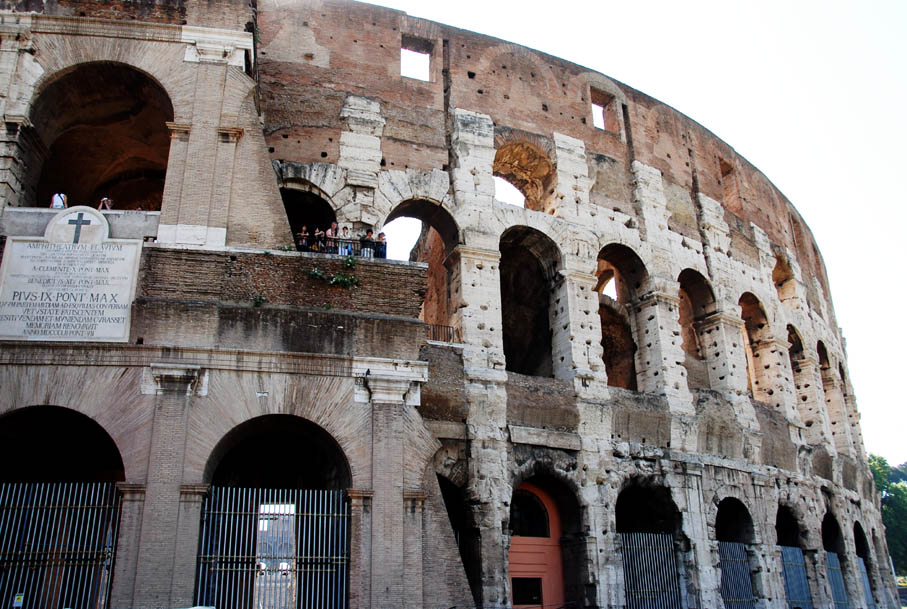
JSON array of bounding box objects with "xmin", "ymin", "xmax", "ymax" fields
[{"xmin": 0, "ymin": 0, "xmax": 895, "ymax": 607}]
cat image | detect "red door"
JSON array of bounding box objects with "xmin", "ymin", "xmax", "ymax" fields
[{"xmin": 509, "ymin": 482, "xmax": 564, "ymax": 608}]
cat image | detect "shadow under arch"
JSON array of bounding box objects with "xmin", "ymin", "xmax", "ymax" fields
[
  {"xmin": 385, "ymin": 198, "xmax": 460, "ymax": 256},
  {"xmin": 499, "ymin": 225, "xmax": 563, "ymax": 377},
  {"xmin": 0, "ymin": 405, "xmax": 125, "ymax": 482},
  {"xmin": 677, "ymin": 268, "xmax": 716, "ymax": 390},
  {"xmin": 280, "ymin": 181, "xmax": 337, "ymax": 250},
  {"xmin": 204, "ymin": 414, "xmax": 352, "ymax": 489},
  {"xmin": 26, "ymin": 61, "xmax": 174, "ymax": 210}
]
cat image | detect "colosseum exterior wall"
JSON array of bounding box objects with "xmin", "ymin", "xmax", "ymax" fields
[{"xmin": 0, "ymin": 0, "xmax": 895, "ymax": 608}]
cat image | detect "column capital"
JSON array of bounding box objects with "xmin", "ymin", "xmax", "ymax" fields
[
  {"xmin": 216, "ymin": 126, "xmax": 243, "ymax": 142},
  {"xmin": 116, "ymin": 482, "xmax": 147, "ymax": 499},
  {"xmin": 352, "ymin": 356, "xmax": 428, "ymax": 404},
  {"xmin": 697, "ymin": 311, "xmax": 745, "ymax": 331},
  {"xmin": 179, "ymin": 483, "xmax": 211, "ymax": 500},
  {"xmin": 452, "ymin": 245, "xmax": 501, "ymax": 264}
]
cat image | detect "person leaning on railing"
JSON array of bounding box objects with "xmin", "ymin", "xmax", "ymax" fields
[
  {"xmin": 360, "ymin": 229, "xmax": 375, "ymax": 258},
  {"xmin": 376, "ymin": 232, "xmax": 387, "ymax": 259}
]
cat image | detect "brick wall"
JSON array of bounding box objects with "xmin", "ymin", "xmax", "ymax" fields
[{"xmin": 139, "ymin": 247, "xmax": 427, "ymax": 318}]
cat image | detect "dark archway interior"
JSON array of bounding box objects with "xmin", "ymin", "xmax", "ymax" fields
[
  {"xmin": 739, "ymin": 293, "xmax": 769, "ymax": 343},
  {"xmin": 822, "ymin": 511, "xmax": 844, "ymax": 554},
  {"xmin": 854, "ymin": 523, "xmax": 871, "ymax": 562},
  {"xmin": 0, "ymin": 406, "xmax": 124, "ymax": 482},
  {"xmin": 599, "ymin": 305, "xmax": 637, "ymax": 390},
  {"xmin": 30, "ymin": 63, "xmax": 173, "ymax": 210},
  {"xmin": 678, "ymin": 269, "xmax": 715, "ymax": 390},
  {"xmin": 616, "ymin": 484, "xmax": 680, "ymax": 535},
  {"xmin": 715, "ymin": 497, "xmax": 755, "ymax": 544},
  {"xmin": 207, "ymin": 415, "xmax": 351, "ymax": 489},
  {"xmin": 510, "ymin": 489, "xmax": 550, "ymax": 537},
  {"xmin": 281, "ymin": 187, "xmax": 337, "ymax": 251},
  {"xmin": 499, "ymin": 227, "xmax": 559, "ymax": 377},
  {"xmin": 775, "ymin": 505, "xmax": 802, "ymax": 547},
  {"xmin": 596, "ymin": 244, "xmax": 646, "ymax": 389}
]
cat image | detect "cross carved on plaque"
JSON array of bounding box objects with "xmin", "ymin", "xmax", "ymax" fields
[{"xmin": 67, "ymin": 212, "xmax": 91, "ymax": 243}]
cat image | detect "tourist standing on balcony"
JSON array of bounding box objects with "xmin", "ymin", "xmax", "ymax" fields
[
  {"xmin": 340, "ymin": 226, "xmax": 353, "ymax": 255},
  {"xmin": 296, "ymin": 225, "xmax": 310, "ymax": 251},
  {"xmin": 325, "ymin": 221, "xmax": 339, "ymax": 254},
  {"xmin": 49, "ymin": 193, "xmax": 67, "ymax": 209},
  {"xmin": 97, "ymin": 197, "xmax": 113, "ymax": 210},
  {"xmin": 376, "ymin": 232, "xmax": 387, "ymax": 259},
  {"xmin": 313, "ymin": 226, "xmax": 325, "ymax": 252},
  {"xmin": 360, "ymin": 229, "xmax": 375, "ymax": 258}
]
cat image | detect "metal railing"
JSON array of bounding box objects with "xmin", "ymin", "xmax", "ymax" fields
[
  {"xmin": 195, "ymin": 487, "xmax": 350, "ymax": 609},
  {"xmin": 426, "ymin": 324, "xmax": 460, "ymax": 343},
  {"xmin": 296, "ymin": 237, "xmax": 387, "ymax": 259},
  {"xmin": 718, "ymin": 541, "xmax": 757, "ymax": 609},
  {"xmin": 780, "ymin": 545, "xmax": 814, "ymax": 609},
  {"xmin": 619, "ymin": 532, "xmax": 683, "ymax": 609},
  {"xmin": 0, "ymin": 481, "xmax": 122, "ymax": 609},
  {"xmin": 826, "ymin": 551, "xmax": 850, "ymax": 609}
]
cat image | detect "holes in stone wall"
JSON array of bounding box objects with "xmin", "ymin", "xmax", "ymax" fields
[
  {"xmin": 719, "ymin": 158, "xmax": 742, "ymax": 215},
  {"xmin": 596, "ymin": 244, "xmax": 647, "ymax": 390},
  {"xmin": 677, "ymin": 269, "xmax": 716, "ymax": 390},
  {"xmin": 773, "ymin": 256, "xmax": 797, "ymax": 306},
  {"xmin": 738, "ymin": 292, "xmax": 769, "ymax": 395}
]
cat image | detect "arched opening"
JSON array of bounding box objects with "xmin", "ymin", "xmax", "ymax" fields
[
  {"xmin": 508, "ymin": 476, "xmax": 584, "ymax": 609},
  {"xmin": 776, "ymin": 504, "xmax": 814, "ymax": 609},
  {"xmin": 616, "ymin": 481, "xmax": 684, "ymax": 608},
  {"xmin": 0, "ymin": 406, "xmax": 124, "ymax": 608},
  {"xmin": 499, "ymin": 226, "xmax": 562, "ymax": 377},
  {"xmin": 818, "ymin": 341, "xmax": 852, "ymax": 455},
  {"xmin": 787, "ymin": 325, "xmax": 817, "ymax": 438},
  {"xmin": 383, "ymin": 199, "xmax": 460, "ymax": 336},
  {"xmin": 677, "ymin": 269, "xmax": 716, "ymax": 390},
  {"xmin": 822, "ymin": 511, "xmax": 851, "ymax": 608},
  {"xmin": 437, "ymin": 474, "xmax": 482, "ymax": 603},
  {"xmin": 715, "ymin": 498, "xmax": 760, "ymax": 607},
  {"xmin": 772, "ymin": 256, "xmax": 797, "ymax": 306},
  {"xmin": 596, "ymin": 244, "xmax": 647, "ymax": 389},
  {"xmin": 196, "ymin": 415, "xmax": 351, "ymax": 609},
  {"xmin": 493, "ymin": 141, "xmax": 555, "ymax": 213},
  {"xmin": 854, "ymin": 522, "xmax": 877, "ymax": 606},
  {"xmin": 27, "ymin": 62, "xmax": 173, "ymax": 210},
  {"xmin": 280, "ymin": 185, "xmax": 337, "ymax": 252},
  {"xmin": 738, "ymin": 292, "xmax": 770, "ymax": 397}
]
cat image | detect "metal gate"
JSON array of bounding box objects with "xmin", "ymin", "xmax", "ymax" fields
[
  {"xmin": 856, "ymin": 557, "xmax": 875, "ymax": 609},
  {"xmin": 619, "ymin": 532, "xmax": 682, "ymax": 609},
  {"xmin": 0, "ymin": 481, "xmax": 121, "ymax": 609},
  {"xmin": 780, "ymin": 545, "xmax": 814, "ymax": 609},
  {"xmin": 826, "ymin": 551, "xmax": 849, "ymax": 609},
  {"xmin": 718, "ymin": 541, "xmax": 756, "ymax": 609},
  {"xmin": 195, "ymin": 487, "xmax": 350, "ymax": 609}
]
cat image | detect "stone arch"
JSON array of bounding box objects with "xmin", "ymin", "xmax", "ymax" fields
[
  {"xmin": 508, "ymin": 466, "xmax": 586, "ymax": 609},
  {"xmin": 0, "ymin": 405, "xmax": 125, "ymax": 482},
  {"xmin": 738, "ymin": 292, "xmax": 771, "ymax": 396},
  {"xmin": 822, "ymin": 509, "xmax": 854, "ymax": 604},
  {"xmin": 853, "ymin": 521, "xmax": 878, "ymax": 601},
  {"xmin": 499, "ymin": 225, "xmax": 563, "ymax": 377},
  {"xmin": 596, "ymin": 243, "xmax": 648, "ymax": 389},
  {"xmin": 203, "ymin": 414, "xmax": 352, "ymax": 489},
  {"xmin": 24, "ymin": 61, "xmax": 174, "ymax": 210},
  {"xmin": 787, "ymin": 324, "xmax": 805, "ymax": 369},
  {"xmin": 493, "ymin": 139, "xmax": 556, "ymax": 213},
  {"xmin": 715, "ymin": 497, "xmax": 756, "ymax": 544},
  {"xmin": 818, "ymin": 340, "xmax": 852, "ymax": 455},
  {"xmin": 677, "ymin": 269, "xmax": 716, "ymax": 390},
  {"xmin": 772, "ymin": 254, "xmax": 798, "ymax": 307},
  {"xmin": 776, "ymin": 503, "xmax": 807, "ymax": 548},
  {"xmin": 280, "ymin": 180, "xmax": 338, "ymax": 251}
]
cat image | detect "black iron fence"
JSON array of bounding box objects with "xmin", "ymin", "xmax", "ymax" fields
[
  {"xmin": 718, "ymin": 541, "xmax": 756, "ymax": 609},
  {"xmin": 296, "ymin": 237, "xmax": 387, "ymax": 259},
  {"xmin": 426, "ymin": 324, "xmax": 460, "ymax": 343},
  {"xmin": 619, "ymin": 532, "xmax": 683, "ymax": 609},
  {"xmin": 195, "ymin": 487, "xmax": 350, "ymax": 609},
  {"xmin": 0, "ymin": 481, "xmax": 121, "ymax": 609},
  {"xmin": 780, "ymin": 545, "xmax": 814, "ymax": 609},
  {"xmin": 826, "ymin": 551, "xmax": 850, "ymax": 609}
]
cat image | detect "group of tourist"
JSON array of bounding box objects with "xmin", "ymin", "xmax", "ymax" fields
[
  {"xmin": 49, "ymin": 194, "xmax": 124, "ymax": 210},
  {"xmin": 296, "ymin": 221, "xmax": 387, "ymax": 258}
]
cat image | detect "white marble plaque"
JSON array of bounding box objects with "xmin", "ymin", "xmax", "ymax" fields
[{"xmin": 0, "ymin": 206, "xmax": 142, "ymax": 342}]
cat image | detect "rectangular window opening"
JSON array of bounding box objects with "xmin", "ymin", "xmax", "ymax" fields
[
  {"xmin": 512, "ymin": 577, "xmax": 543, "ymax": 606},
  {"xmin": 590, "ymin": 87, "xmax": 618, "ymax": 132},
  {"xmin": 401, "ymin": 35, "xmax": 432, "ymax": 81}
]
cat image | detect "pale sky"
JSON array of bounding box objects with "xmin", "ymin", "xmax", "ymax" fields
[{"xmin": 372, "ymin": 0, "xmax": 907, "ymax": 465}]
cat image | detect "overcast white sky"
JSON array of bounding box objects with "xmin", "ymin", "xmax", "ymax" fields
[{"xmin": 369, "ymin": 0, "xmax": 907, "ymax": 465}]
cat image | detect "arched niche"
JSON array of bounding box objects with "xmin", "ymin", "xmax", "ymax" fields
[
  {"xmin": 776, "ymin": 503, "xmax": 816, "ymax": 609},
  {"xmin": 595, "ymin": 244, "xmax": 647, "ymax": 389},
  {"xmin": 385, "ymin": 198, "xmax": 460, "ymax": 329},
  {"xmin": 772, "ymin": 256, "xmax": 797, "ymax": 306},
  {"xmin": 822, "ymin": 510, "xmax": 852, "ymax": 607},
  {"xmin": 499, "ymin": 226, "xmax": 562, "ymax": 377},
  {"xmin": 508, "ymin": 475, "xmax": 584, "ymax": 609},
  {"xmin": 677, "ymin": 269, "xmax": 716, "ymax": 390},
  {"xmin": 738, "ymin": 292, "xmax": 770, "ymax": 395},
  {"xmin": 281, "ymin": 183, "xmax": 337, "ymax": 251},
  {"xmin": 204, "ymin": 414, "xmax": 351, "ymax": 489},
  {"xmin": 715, "ymin": 497, "xmax": 762, "ymax": 607},
  {"xmin": 27, "ymin": 62, "xmax": 174, "ymax": 210},
  {"xmin": 0, "ymin": 405, "xmax": 124, "ymax": 482},
  {"xmin": 853, "ymin": 521, "xmax": 877, "ymax": 603},
  {"xmin": 716, "ymin": 497, "xmax": 755, "ymax": 544},
  {"xmin": 493, "ymin": 141, "xmax": 556, "ymax": 213}
]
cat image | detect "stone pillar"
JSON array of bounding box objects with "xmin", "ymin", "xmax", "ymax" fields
[
  {"xmin": 552, "ymin": 132, "xmax": 593, "ymax": 221},
  {"xmin": 109, "ymin": 483, "xmax": 146, "ymax": 608},
  {"xmin": 0, "ymin": 116, "xmax": 40, "ymax": 209},
  {"xmin": 403, "ymin": 491, "xmax": 426, "ymax": 607},
  {"xmin": 750, "ymin": 338, "xmax": 802, "ymax": 426},
  {"xmin": 631, "ymin": 288, "xmax": 694, "ymax": 413},
  {"xmin": 132, "ymin": 364, "xmax": 202, "ymax": 608},
  {"xmin": 347, "ymin": 489, "xmax": 373, "ymax": 609},
  {"xmin": 695, "ymin": 311, "xmax": 749, "ymax": 394},
  {"xmin": 821, "ymin": 371, "xmax": 855, "ymax": 457},
  {"xmin": 336, "ymin": 95, "xmax": 384, "ymax": 228},
  {"xmin": 159, "ymin": 122, "xmax": 191, "ymax": 236},
  {"xmin": 553, "ymin": 269, "xmax": 609, "ymax": 389},
  {"xmin": 448, "ymin": 246, "xmax": 506, "ymax": 372},
  {"xmin": 791, "ymin": 355, "xmax": 835, "ymax": 449},
  {"xmin": 170, "ymin": 483, "xmax": 209, "ymax": 606},
  {"xmin": 204, "ymin": 126, "xmax": 244, "ymax": 243}
]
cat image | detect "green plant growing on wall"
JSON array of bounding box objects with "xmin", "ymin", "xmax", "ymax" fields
[{"xmin": 307, "ymin": 264, "xmax": 360, "ymax": 289}]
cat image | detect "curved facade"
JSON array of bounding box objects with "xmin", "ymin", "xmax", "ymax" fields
[{"xmin": 0, "ymin": 0, "xmax": 895, "ymax": 608}]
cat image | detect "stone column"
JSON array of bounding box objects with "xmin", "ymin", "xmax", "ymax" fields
[
  {"xmin": 821, "ymin": 371, "xmax": 855, "ymax": 457},
  {"xmin": 630, "ymin": 287, "xmax": 694, "ymax": 412},
  {"xmin": 132, "ymin": 364, "xmax": 202, "ymax": 608},
  {"xmin": 347, "ymin": 489, "xmax": 373, "ymax": 609},
  {"xmin": 790, "ymin": 355, "xmax": 835, "ymax": 449},
  {"xmin": 170, "ymin": 483, "xmax": 209, "ymax": 605},
  {"xmin": 109, "ymin": 483, "xmax": 146, "ymax": 608},
  {"xmin": 203, "ymin": 126, "xmax": 244, "ymax": 246},
  {"xmin": 695, "ymin": 311, "xmax": 749, "ymax": 394},
  {"xmin": 552, "ymin": 132, "xmax": 593, "ymax": 222},
  {"xmin": 403, "ymin": 491, "xmax": 426, "ymax": 607},
  {"xmin": 553, "ymin": 269, "xmax": 609, "ymax": 389},
  {"xmin": 158, "ymin": 122, "xmax": 191, "ymax": 237},
  {"xmin": 447, "ymin": 245, "xmax": 506, "ymax": 372},
  {"xmin": 750, "ymin": 338, "xmax": 802, "ymax": 427},
  {"xmin": 336, "ymin": 95, "xmax": 384, "ymax": 228}
]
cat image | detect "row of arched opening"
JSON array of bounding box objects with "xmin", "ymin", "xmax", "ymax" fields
[{"xmin": 0, "ymin": 406, "xmax": 886, "ymax": 609}]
